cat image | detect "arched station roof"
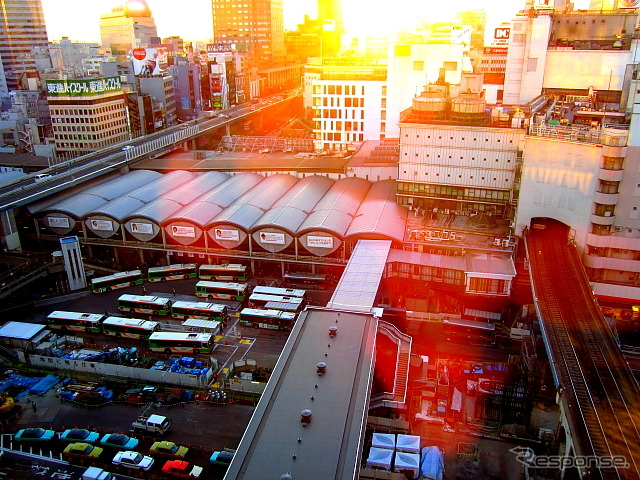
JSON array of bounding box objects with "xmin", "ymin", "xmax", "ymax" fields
[{"xmin": 345, "ymin": 179, "xmax": 408, "ymax": 243}]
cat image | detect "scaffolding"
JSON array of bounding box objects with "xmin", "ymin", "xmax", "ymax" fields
[{"xmin": 217, "ymin": 135, "xmax": 314, "ymax": 153}]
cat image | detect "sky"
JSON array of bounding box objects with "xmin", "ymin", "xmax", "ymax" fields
[{"xmin": 41, "ymin": 0, "xmax": 592, "ymax": 43}]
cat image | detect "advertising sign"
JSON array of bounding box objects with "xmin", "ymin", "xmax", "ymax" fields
[
  {"xmin": 132, "ymin": 48, "xmax": 169, "ymax": 76},
  {"xmin": 89, "ymin": 219, "xmax": 113, "ymax": 232},
  {"xmin": 47, "ymin": 216, "xmax": 70, "ymax": 228},
  {"xmin": 307, "ymin": 235, "xmax": 334, "ymax": 249},
  {"xmin": 130, "ymin": 222, "xmax": 153, "ymax": 234},
  {"xmin": 491, "ymin": 26, "xmax": 511, "ymax": 46},
  {"xmin": 170, "ymin": 225, "xmax": 195, "ymax": 238},
  {"xmin": 259, "ymin": 232, "xmax": 285, "ymax": 245},
  {"xmin": 46, "ymin": 77, "xmax": 122, "ymax": 97},
  {"xmin": 214, "ymin": 229, "xmax": 239, "ymax": 241}
]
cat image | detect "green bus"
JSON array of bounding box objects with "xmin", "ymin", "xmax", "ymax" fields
[
  {"xmin": 170, "ymin": 301, "xmax": 228, "ymax": 321},
  {"xmin": 198, "ymin": 264, "xmax": 248, "ymax": 281},
  {"xmin": 239, "ymin": 308, "xmax": 297, "ymax": 331},
  {"xmin": 46, "ymin": 311, "xmax": 105, "ymax": 333},
  {"xmin": 148, "ymin": 332, "xmax": 214, "ymax": 354},
  {"xmin": 102, "ymin": 316, "xmax": 159, "ymax": 340},
  {"xmin": 147, "ymin": 264, "xmax": 197, "ymax": 282},
  {"xmin": 117, "ymin": 294, "xmax": 172, "ymax": 316},
  {"xmin": 91, "ymin": 270, "xmax": 143, "ymax": 293},
  {"xmin": 195, "ymin": 281, "xmax": 249, "ymax": 301}
]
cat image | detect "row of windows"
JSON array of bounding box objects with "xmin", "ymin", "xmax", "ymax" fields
[
  {"xmin": 385, "ymin": 262, "xmax": 464, "ymax": 285},
  {"xmin": 404, "ymin": 152, "xmax": 514, "ymax": 163},
  {"xmin": 397, "ymin": 182, "xmax": 510, "ymax": 201},
  {"xmin": 403, "ymin": 133, "xmax": 515, "ymax": 144},
  {"xmin": 468, "ymin": 277, "xmax": 508, "ymax": 295},
  {"xmin": 313, "ymin": 109, "xmax": 367, "ymax": 120},
  {"xmin": 317, "ymin": 133, "xmax": 364, "ymax": 143},
  {"xmin": 313, "ymin": 85, "xmax": 368, "ymax": 96},
  {"xmin": 50, "ymin": 104, "xmax": 122, "ymax": 116},
  {"xmin": 314, "ymin": 121, "xmax": 365, "ymax": 132},
  {"xmin": 312, "ymin": 97, "xmax": 365, "ymax": 108}
]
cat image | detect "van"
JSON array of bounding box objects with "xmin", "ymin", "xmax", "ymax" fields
[{"xmin": 82, "ymin": 466, "xmax": 115, "ymax": 480}]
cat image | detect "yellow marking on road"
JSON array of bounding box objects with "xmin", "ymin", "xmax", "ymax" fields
[{"xmin": 239, "ymin": 339, "xmax": 253, "ymax": 345}]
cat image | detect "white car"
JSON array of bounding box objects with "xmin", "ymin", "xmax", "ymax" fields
[{"xmin": 112, "ymin": 450, "xmax": 154, "ymax": 471}]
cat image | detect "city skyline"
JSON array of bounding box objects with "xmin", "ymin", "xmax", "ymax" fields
[{"xmin": 40, "ymin": 0, "xmax": 592, "ymax": 44}]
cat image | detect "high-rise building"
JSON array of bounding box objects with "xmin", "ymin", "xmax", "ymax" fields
[
  {"xmin": 212, "ymin": 0, "xmax": 286, "ymax": 67},
  {"xmin": 99, "ymin": 0, "xmax": 158, "ymax": 61},
  {"xmin": 317, "ymin": 0, "xmax": 344, "ymax": 56},
  {"xmin": 0, "ymin": 0, "xmax": 51, "ymax": 94}
]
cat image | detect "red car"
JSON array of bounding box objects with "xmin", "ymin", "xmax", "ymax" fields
[{"xmin": 162, "ymin": 460, "xmax": 204, "ymax": 479}]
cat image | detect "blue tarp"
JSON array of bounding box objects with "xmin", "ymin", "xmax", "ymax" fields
[
  {"xmin": 28, "ymin": 375, "xmax": 60, "ymax": 395},
  {"xmin": 420, "ymin": 446, "xmax": 444, "ymax": 480}
]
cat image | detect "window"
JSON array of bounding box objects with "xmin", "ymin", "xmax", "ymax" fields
[{"xmin": 414, "ymin": 61, "xmax": 424, "ymax": 71}]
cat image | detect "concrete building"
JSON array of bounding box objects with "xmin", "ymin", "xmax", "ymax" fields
[
  {"xmin": 0, "ymin": 0, "xmax": 51, "ymax": 94},
  {"xmin": 45, "ymin": 77, "xmax": 130, "ymax": 160},
  {"xmin": 169, "ymin": 62, "xmax": 203, "ymax": 121},
  {"xmin": 99, "ymin": 0, "xmax": 158, "ymax": 60},
  {"xmin": 212, "ymin": 0, "xmax": 286, "ymax": 67},
  {"xmin": 49, "ymin": 38, "xmax": 102, "ymax": 78},
  {"xmin": 138, "ymin": 76, "xmax": 178, "ymax": 129}
]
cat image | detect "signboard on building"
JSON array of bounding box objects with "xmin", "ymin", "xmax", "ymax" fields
[
  {"xmin": 307, "ymin": 235, "xmax": 334, "ymax": 249},
  {"xmin": 132, "ymin": 48, "xmax": 169, "ymax": 76},
  {"xmin": 259, "ymin": 232, "xmax": 285, "ymax": 245},
  {"xmin": 130, "ymin": 222, "xmax": 153, "ymax": 234},
  {"xmin": 89, "ymin": 219, "xmax": 113, "ymax": 232},
  {"xmin": 484, "ymin": 47, "xmax": 508, "ymax": 55},
  {"xmin": 207, "ymin": 44, "xmax": 234, "ymax": 53},
  {"xmin": 45, "ymin": 77, "xmax": 122, "ymax": 97},
  {"xmin": 170, "ymin": 225, "xmax": 195, "ymax": 238},
  {"xmin": 47, "ymin": 216, "xmax": 70, "ymax": 228},
  {"xmin": 214, "ymin": 229, "xmax": 239, "ymax": 241},
  {"xmin": 491, "ymin": 26, "xmax": 511, "ymax": 46}
]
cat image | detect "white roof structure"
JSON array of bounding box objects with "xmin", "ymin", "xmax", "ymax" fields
[
  {"xmin": 396, "ymin": 434, "xmax": 421, "ymax": 454},
  {"xmin": 393, "ymin": 452, "xmax": 421, "ymax": 477},
  {"xmin": 371, "ymin": 432, "xmax": 396, "ymax": 450},
  {"xmin": 0, "ymin": 321, "xmax": 47, "ymax": 340},
  {"xmin": 365, "ymin": 447, "xmax": 394, "ymax": 471},
  {"xmin": 345, "ymin": 179, "xmax": 408, "ymax": 243}
]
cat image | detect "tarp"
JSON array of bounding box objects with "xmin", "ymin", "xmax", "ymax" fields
[
  {"xmin": 420, "ymin": 446, "xmax": 444, "ymax": 480},
  {"xmin": 394, "ymin": 451, "xmax": 420, "ymax": 478},
  {"xmin": 396, "ymin": 434, "xmax": 420, "ymax": 454},
  {"xmin": 366, "ymin": 447, "xmax": 393, "ymax": 470},
  {"xmin": 371, "ymin": 432, "xmax": 396, "ymax": 450}
]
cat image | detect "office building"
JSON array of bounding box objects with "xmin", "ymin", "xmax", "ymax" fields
[
  {"xmin": 46, "ymin": 77, "xmax": 129, "ymax": 160},
  {"xmin": 99, "ymin": 0, "xmax": 158, "ymax": 60},
  {"xmin": 0, "ymin": 0, "xmax": 51, "ymax": 94},
  {"xmin": 212, "ymin": 0, "xmax": 286, "ymax": 67}
]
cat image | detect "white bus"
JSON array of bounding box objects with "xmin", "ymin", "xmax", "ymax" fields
[
  {"xmin": 90, "ymin": 270, "xmax": 143, "ymax": 293},
  {"xmin": 147, "ymin": 264, "xmax": 197, "ymax": 282},
  {"xmin": 117, "ymin": 294, "xmax": 172, "ymax": 316},
  {"xmin": 251, "ymin": 285, "xmax": 306, "ymax": 299},
  {"xmin": 148, "ymin": 332, "xmax": 214, "ymax": 354},
  {"xmin": 195, "ymin": 281, "xmax": 249, "ymax": 301},
  {"xmin": 102, "ymin": 317, "xmax": 160, "ymax": 340},
  {"xmin": 46, "ymin": 311, "xmax": 105, "ymax": 333},
  {"xmin": 239, "ymin": 308, "xmax": 297, "ymax": 331},
  {"xmin": 248, "ymin": 293, "xmax": 304, "ymax": 312},
  {"xmin": 170, "ymin": 301, "xmax": 228, "ymax": 321},
  {"xmin": 198, "ymin": 264, "xmax": 248, "ymax": 281}
]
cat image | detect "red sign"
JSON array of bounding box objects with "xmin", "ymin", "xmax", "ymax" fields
[
  {"xmin": 494, "ymin": 27, "xmax": 510, "ymax": 40},
  {"xmin": 484, "ymin": 47, "xmax": 508, "ymax": 55},
  {"xmin": 132, "ymin": 48, "xmax": 147, "ymax": 60}
]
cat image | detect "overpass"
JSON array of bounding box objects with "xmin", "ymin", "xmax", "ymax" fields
[{"xmin": 526, "ymin": 219, "xmax": 640, "ymax": 480}]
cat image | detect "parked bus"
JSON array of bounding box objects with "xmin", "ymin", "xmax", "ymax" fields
[
  {"xmin": 282, "ymin": 272, "xmax": 327, "ymax": 290},
  {"xmin": 251, "ymin": 285, "xmax": 306, "ymax": 299},
  {"xmin": 198, "ymin": 264, "xmax": 248, "ymax": 281},
  {"xmin": 90, "ymin": 270, "xmax": 143, "ymax": 294},
  {"xmin": 117, "ymin": 294, "xmax": 172, "ymax": 316},
  {"xmin": 441, "ymin": 318, "xmax": 496, "ymax": 346},
  {"xmin": 148, "ymin": 332, "xmax": 214, "ymax": 354},
  {"xmin": 239, "ymin": 308, "xmax": 297, "ymax": 331},
  {"xmin": 102, "ymin": 317, "xmax": 160, "ymax": 340},
  {"xmin": 147, "ymin": 264, "xmax": 197, "ymax": 282},
  {"xmin": 46, "ymin": 311, "xmax": 105, "ymax": 333},
  {"xmin": 248, "ymin": 293, "xmax": 304, "ymax": 312},
  {"xmin": 195, "ymin": 281, "xmax": 249, "ymax": 301},
  {"xmin": 170, "ymin": 301, "xmax": 228, "ymax": 321}
]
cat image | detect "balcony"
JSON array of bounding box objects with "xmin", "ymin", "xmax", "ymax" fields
[
  {"xmin": 593, "ymin": 191, "xmax": 619, "ymax": 205},
  {"xmin": 598, "ymin": 168, "xmax": 624, "ymax": 182},
  {"xmin": 583, "ymin": 254, "xmax": 640, "ymax": 274},
  {"xmin": 591, "ymin": 212, "xmax": 615, "ymax": 226}
]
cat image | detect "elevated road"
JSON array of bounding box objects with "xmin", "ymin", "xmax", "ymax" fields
[{"xmin": 526, "ymin": 220, "xmax": 640, "ymax": 480}]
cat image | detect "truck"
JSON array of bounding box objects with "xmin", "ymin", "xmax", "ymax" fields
[
  {"xmin": 130, "ymin": 413, "xmax": 171, "ymax": 436},
  {"xmin": 82, "ymin": 467, "xmax": 115, "ymax": 480}
]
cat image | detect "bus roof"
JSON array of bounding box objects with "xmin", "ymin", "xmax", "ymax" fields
[
  {"xmin": 200, "ymin": 264, "xmax": 247, "ymax": 270},
  {"xmin": 249, "ymin": 293, "xmax": 303, "ymax": 304},
  {"xmin": 47, "ymin": 311, "xmax": 104, "ymax": 321},
  {"xmin": 241, "ymin": 308, "xmax": 296, "ymax": 319},
  {"xmin": 251, "ymin": 286, "xmax": 306, "ymax": 298},
  {"xmin": 171, "ymin": 301, "xmax": 226, "ymax": 311},
  {"xmin": 102, "ymin": 317, "xmax": 159, "ymax": 328},
  {"xmin": 442, "ymin": 318, "xmax": 496, "ymax": 331},
  {"xmin": 91, "ymin": 270, "xmax": 141, "ymax": 284},
  {"xmin": 148, "ymin": 263, "xmax": 196, "ymax": 272},
  {"xmin": 118, "ymin": 294, "xmax": 172, "ymax": 305},
  {"xmin": 196, "ymin": 281, "xmax": 248, "ymax": 289},
  {"xmin": 149, "ymin": 331, "xmax": 213, "ymax": 341}
]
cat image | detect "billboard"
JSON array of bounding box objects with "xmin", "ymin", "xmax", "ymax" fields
[
  {"xmin": 214, "ymin": 228, "xmax": 239, "ymax": 241},
  {"xmin": 307, "ymin": 235, "xmax": 334, "ymax": 249},
  {"xmin": 259, "ymin": 232, "xmax": 285, "ymax": 245},
  {"xmin": 132, "ymin": 48, "xmax": 169, "ymax": 76},
  {"xmin": 45, "ymin": 77, "xmax": 122, "ymax": 97}
]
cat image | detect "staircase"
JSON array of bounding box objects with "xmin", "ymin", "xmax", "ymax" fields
[{"xmin": 371, "ymin": 321, "xmax": 412, "ymax": 410}]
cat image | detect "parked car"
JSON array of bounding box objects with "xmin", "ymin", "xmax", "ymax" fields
[
  {"xmin": 150, "ymin": 441, "xmax": 189, "ymax": 459},
  {"xmin": 100, "ymin": 433, "xmax": 138, "ymax": 450},
  {"xmin": 112, "ymin": 451, "xmax": 154, "ymax": 471},
  {"xmin": 63, "ymin": 442, "xmax": 103, "ymax": 461},
  {"xmin": 60, "ymin": 428, "xmax": 100, "ymax": 444},
  {"xmin": 14, "ymin": 427, "xmax": 56, "ymax": 442},
  {"xmin": 210, "ymin": 450, "xmax": 234, "ymax": 468},
  {"xmin": 161, "ymin": 460, "xmax": 203, "ymax": 479}
]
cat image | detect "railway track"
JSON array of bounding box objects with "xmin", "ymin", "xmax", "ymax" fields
[{"xmin": 526, "ymin": 224, "xmax": 640, "ymax": 480}]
